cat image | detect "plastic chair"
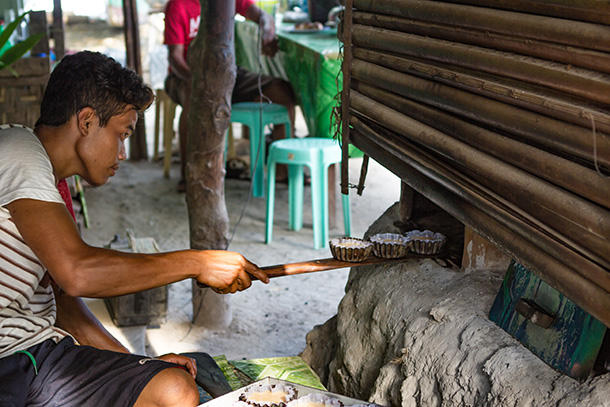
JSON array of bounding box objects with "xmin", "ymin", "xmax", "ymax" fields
[
  {"xmin": 153, "ymin": 89, "xmax": 178, "ymax": 178},
  {"xmin": 230, "ymin": 102, "xmax": 291, "ymax": 197},
  {"xmin": 266, "ymin": 138, "xmax": 351, "ymax": 249}
]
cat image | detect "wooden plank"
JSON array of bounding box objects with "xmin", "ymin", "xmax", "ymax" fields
[
  {"xmin": 104, "ymin": 232, "xmax": 168, "ymax": 327},
  {"xmin": 29, "ymin": 10, "xmax": 50, "ymax": 57}
]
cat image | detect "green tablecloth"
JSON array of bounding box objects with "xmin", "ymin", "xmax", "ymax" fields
[{"xmin": 235, "ymin": 19, "xmax": 341, "ymax": 142}]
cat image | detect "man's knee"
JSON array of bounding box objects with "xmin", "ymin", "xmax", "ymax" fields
[
  {"xmin": 136, "ymin": 368, "xmax": 199, "ymax": 407},
  {"xmin": 265, "ymin": 79, "xmax": 296, "ymax": 107}
]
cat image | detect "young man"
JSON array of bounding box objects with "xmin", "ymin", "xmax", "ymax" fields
[
  {"xmin": 0, "ymin": 51, "xmax": 268, "ymax": 407},
  {"xmin": 164, "ymin": 0, "xmax": 296, "ymax": 192}
]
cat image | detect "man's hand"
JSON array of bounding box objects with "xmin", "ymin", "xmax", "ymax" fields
[
  {"xmin": 194, "ymin": 250, "xmax": 269, "ymax": 294},
  {"xmin": 258, "ymin": 11, "xmax": 276, "ymax": 45},
  {"xmin": 261, "ymin": 37, "xmax": 279, "ymax": 57},
  {"xmin": 157, "ymin": 354, "xmax": 198, "ymax": 379},
  {"xmin": 244, "ymin": 4, "xmax": 279, "ymax": 57}
]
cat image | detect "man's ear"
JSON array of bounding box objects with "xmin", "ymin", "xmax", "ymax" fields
[{"xmin": 77, "ymin": 107, "xmax": 96, "ymax": 135}]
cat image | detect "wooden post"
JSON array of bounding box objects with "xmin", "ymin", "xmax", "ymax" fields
[
  {"xmin": 462, "ymin": 226, "xmax": 510, "ymax": 273},
  {"xmin": 187, "ymin": 0, "xmax": 236, "ymax": 328},
  {"xmin": 52, "ymin": 0, "xmax": 65, "ymax": 61},
  {"xmin": 399, "ymin": 181, "xmax": 413, "ymax": 221},
  {"xmin": 122, "ymin": 0, "xmax": 148, "ymax": 160},
  {"xmin": 340, "ymin": 0, "xmax": 354, "ymax": 195}
]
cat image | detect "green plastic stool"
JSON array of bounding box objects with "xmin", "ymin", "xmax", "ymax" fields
[
  {"xmin": 266, "ymin": 138, "xmax": 351, "ymax": 249},
  {"xmin": 231, "ymin": 102, "xmax": 291, "ymax": 197}
]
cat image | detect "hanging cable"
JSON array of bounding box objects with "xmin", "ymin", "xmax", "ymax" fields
[{"xmin": 227, "ymin": 2, "xmax": 273, "ymax": 249}]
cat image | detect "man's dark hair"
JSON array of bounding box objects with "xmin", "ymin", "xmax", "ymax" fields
[{"xmin": 36, "ymin": 51, "xmax": 154, "ymax": 127}]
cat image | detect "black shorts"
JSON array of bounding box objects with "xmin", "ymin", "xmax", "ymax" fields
[
  {"xmin": 0, "ymin": 337, "xmax": 180, "ymax": 407},
  {"xmin": 164, "ymin": 66, "xmax": 277, "ymax": 106}
]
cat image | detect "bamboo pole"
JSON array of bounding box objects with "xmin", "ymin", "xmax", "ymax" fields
[
  {"xmin": 353, "ymin": 0, "xmax": 610, "ymax": 52},
  {"xmin": 350, "ymin": 113, "xmax": 610, "ymax": 278},
  {"xmin": 442, "ymin": 0, "xmax": 610, "ymax": 25},
  {"xmin": 351, "ymin": 58, "xmax": 610, "ymax": 170},
  {"xmin": 349, "ymin": 91, "xmax": 610, "ymax": 256},
  {"xmin": 349, "ymin": 126, "xmax": 610, "ymax": 329},
  {"xmin": 352, "ymin": 12, "xmax": 610, "ymax": 75},
  {"xmin": 339, "ymin": 0, "xmax": 354, "ymax": 196},
  {"xmin": 353, "ymin": 81, "xmax": 610, "ymax": 209},
  {"xmin": 352, "ymin": 24, "xmax": 610, "ymax": 106},
  {"xmin": 353, "ymin": 47, "xmax": 610, "ymax": 135}
]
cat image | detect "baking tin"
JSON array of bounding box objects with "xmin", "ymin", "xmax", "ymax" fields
[
  {"xmin": 404, "ymin": 230, "xmax": 446, "ymax": 255},
  {"xmin": 369, "ymin": 233, "xmax": 410, "ymax": 259},
  {"xmin": 329, "ymin": 237, "xmax": 373, "ymax": 262}
]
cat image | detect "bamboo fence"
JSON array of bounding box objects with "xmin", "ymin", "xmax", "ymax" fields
[{"xmin": 338, "ymin": 0, "xmax": 610, "ymax": 327}]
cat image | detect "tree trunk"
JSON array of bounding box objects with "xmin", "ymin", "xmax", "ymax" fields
[{"xmin": 186, "ymin": 0, "xmax": 236, "ymax": 328}]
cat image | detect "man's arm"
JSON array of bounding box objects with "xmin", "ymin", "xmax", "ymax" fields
[
  {"xmin": 243, "ymin": 4, "xmax": 278, "ymax": 56},
  {"xmin": 53, "ymin": 282, "xmax": 130, "ymax": 353},
  {"xmin": 7, "ymin": 198, "xmax": 268, "ymax": 298},
  {"xmin": 54, "ymin": 283, "xmax": 198, "ymax": 376}
]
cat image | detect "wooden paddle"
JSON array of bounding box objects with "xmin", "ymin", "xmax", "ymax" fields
[{"xmin": 196, "ymin": 254, "xmax": 426, "ymax": 288}]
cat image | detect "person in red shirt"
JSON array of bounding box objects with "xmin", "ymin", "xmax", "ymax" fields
[{"xmin": 164, "ymin": 0, "xmax": 296, "ymax": 192}]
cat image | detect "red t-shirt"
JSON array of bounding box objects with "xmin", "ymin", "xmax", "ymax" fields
[{"xmin": 164, "ymin": 0, "xmax": 255, "ymax": 61}]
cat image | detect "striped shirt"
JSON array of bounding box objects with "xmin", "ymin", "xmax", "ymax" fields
[{"xmin": 0, "ymin": 124, "xmax": 69, "ymax": 358}]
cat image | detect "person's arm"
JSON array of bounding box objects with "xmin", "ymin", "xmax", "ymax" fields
[
  {"xmin": 53, "ymin": 282, "xmax": 130, "ymax": 353},
  {"xmin": 54, "ymin": 283, "xmax": 198, "ymax": 377},
  {"xmin": 243, "ymin": 4, "xmax": 278, "ymax": 56},
  {"xmin": 167, "ymin": 43, "xmax": 191, "ymax": 83},
  {"xmin": 7, "ymin": 198, "xmax": 268, "ymax": 298}
]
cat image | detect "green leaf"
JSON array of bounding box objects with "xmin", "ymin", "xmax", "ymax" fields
[
  {"xmin": 0, "ymin": 32, "xmax": 43, "ymax": 67},
  {"xmin": 0, "ymin": 60, "xmax": 19, "ymax": 77},
  {"xmin": 0, "ymin": 11, "xmax": 31, "ymax": 51}
]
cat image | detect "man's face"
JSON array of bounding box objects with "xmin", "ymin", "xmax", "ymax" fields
[{"xmin": 77, "ymin": 107, "xmax": 138, "ymax": 187}]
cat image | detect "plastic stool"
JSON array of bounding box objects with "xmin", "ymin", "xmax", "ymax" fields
[
  {"xmin": 153, "ymin": 89, "xmax": 178, "ymax": 178},
  {"xmin": 266, "ymin": 138, "xmax": 351, "ymax": 249},
  {"xmin": 231, "ymin": 102, "xmax": 291, "ymax": 197}
]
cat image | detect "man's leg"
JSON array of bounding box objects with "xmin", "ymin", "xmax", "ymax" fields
[
  {"xmin": 232, "ymin": 68, "xmax": 297, "ymax": 181},
  {"xmin": 0, "ymin": 350, "xmax": 36, "ymax": 407},
  {"xmin": 165, "ymin": 73, "xmax": 191, "ymax": 192},
  {"xmin": 255, "ymin": 78, "xmax": 296, "ymax": 181},
  {"xmin": 177, "ymin": 96, "xmax": 190, "ymax": 191},
  {"xmin": 134, "ymin": 368, "xmax": 199, "ymax": 407},
  {"xmin": 257, "ymin": 78, "xmax": 296, "ymax": 141}
]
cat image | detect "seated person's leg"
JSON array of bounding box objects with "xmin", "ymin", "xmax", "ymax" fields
[
  {"xmin": 258, "ymin": 78, "xmax": 296, "ymax": 140},
  {"xmin": 0, "ymin": 348, "xmax": 37, "ymax": 407},
  {"xmin": 23, "ymin": 337, "xmax": 199, "ymax": 407},
  {"xmin": 232, "ymin": 68, "xmax": 296, "ymax": 181},
  {"xmin": 135, "ymin": 367, "xmax": 199, "ymax": 407},
  {"xmin": 232, "ymin": 67, "xmax": 296, "ymax": 140},
  {"xmin": 165, "ymin": 73, "xmax": 191, "ymax": 193}
]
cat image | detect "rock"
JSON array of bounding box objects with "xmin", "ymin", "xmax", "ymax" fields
[
  {"xmin": 301, "ymin": 315, "xmax": 338, "ymax": 385},
  {"xmin": 302, "ymin": 204, "xmax": 610, "ymax": 406}
]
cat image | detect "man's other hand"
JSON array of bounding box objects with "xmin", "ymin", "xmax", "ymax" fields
[{"xmin": 158, "ymin": 353, "xmax": 198, "ymax": 379}]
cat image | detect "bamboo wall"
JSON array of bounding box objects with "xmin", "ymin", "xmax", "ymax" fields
[
  {"xmin": 0, "ymin": 57, "xmax": 50, "ymax": 127},
  {"xmin": 339, "ymin": 0, "xmax": 610, "ymax": 327}
]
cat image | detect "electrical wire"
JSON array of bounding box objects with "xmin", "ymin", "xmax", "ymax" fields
[{"xmin": 227, "ymin": 1, "xmax": 273, "ymax": 249}]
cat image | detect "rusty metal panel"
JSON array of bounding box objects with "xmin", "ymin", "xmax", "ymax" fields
[{"xmin": 489, "ymin": 261, "xmax": 606, "ymax": 380}]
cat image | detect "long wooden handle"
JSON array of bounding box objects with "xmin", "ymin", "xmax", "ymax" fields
[
  {"xmin": 196, "ymin": 254, "xmax": 423, "ymax": 288},
  {"xmin": 260, "ymin": 256, "xmax": 402, "ymax": 279}
]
